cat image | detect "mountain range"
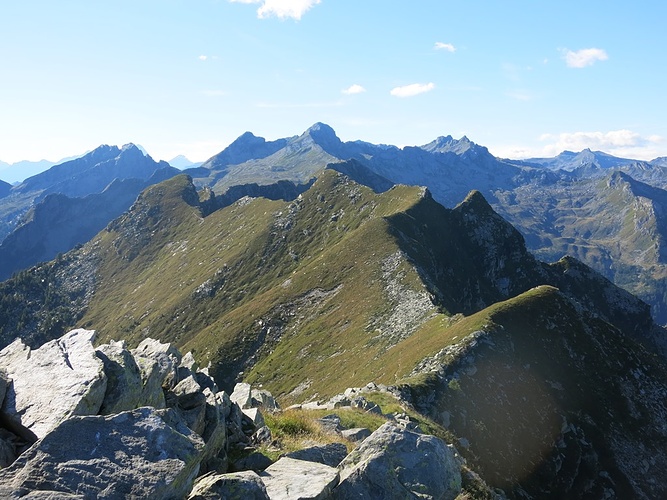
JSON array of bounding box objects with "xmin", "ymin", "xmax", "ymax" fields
[
  {"xmin": 4, "ymin": 123, "xmax": 667, "ymax": 326},
  {"xmin": 0, "ymin": 164, "xmax": 665, "ymax": 497},
  {"xmin": 3, "ymin": 122, "xmax": 667, "ymax": 496}
]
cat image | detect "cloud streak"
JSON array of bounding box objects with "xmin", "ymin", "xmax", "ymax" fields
[
  {"xmin": 562, "ymin": 48, "xmax": 608, "ymax": 68},
  {"xmin": 390, "ymin": 82, "xmax": 435, "ymax": 98},
  {"xmin": 342, "ymin": 84, "xmax": 366, "ymax": 95},
  {"xmin": 540, "ymin": 130, "xmax": 662, "ymax": 159},
  {"xmin": 434, "ymin": 42, "xmax": 456, "ymax": 52},
  {"xmin": 229, "ymin": 0, "xmax": 321, "ymax": 20}
]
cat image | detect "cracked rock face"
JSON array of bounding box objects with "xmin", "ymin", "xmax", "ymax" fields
[
  {"xmin": 0, "ymin": 407, "xmax": 204, "ymax": 499},
  {"xmin": 0, "ymin": 328, "xmax": 107, "ymax": 439},
  {"xmin": 334, "ymin": 421, "xmax": 462, "ymax": 500}
]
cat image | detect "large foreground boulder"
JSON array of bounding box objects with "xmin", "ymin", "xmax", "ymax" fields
[
  {"xmin": 0, "ymin": 329, "xmax": 107, "ymax": 439},
  {"xmin": 261, "ymin": 457, "xmax": 340, "ymax": 500},
  {"xmin": 284, "ymin": 442, "xmax": 348, "ymax": 468},
  {"xmin": 333, "ymin": 421, "xmax": 462, "ymax": 500},
  {"xmin": 0, "ymin": 407, "xmax": 204, "ymax": 499},
  {"xmin": 188, "ymin": 470, "xmax": 270, "ymax": 500}
]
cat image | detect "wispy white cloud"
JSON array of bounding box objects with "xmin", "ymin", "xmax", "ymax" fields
[
  {"xmin": 390, "ymin": 82, "xmax": 435, "ymax": 98},
  {"xmin": 561, "ymin": 48, "xmax": 608, "ymax": 68},
  {"xmin": 342, "ymin": 84, "xmax": 366, "ymax": 95},
  {"xmin": 434, "ymin": 42, "xmax": 456, "ymax": 52},
  {"xmin": 491, "ymin": 130, "xmax": 664, "ymax": 160},
  {"xmin": 229, "ymin": 0, "xmax": 321, "ymax": 20},
  {"xmin": 198, "ymin": 55, "xmax": 208, "ymax": 61},
  {"xmin": 539, "ymin": 129, "xmax": 662, "ymax": 159},
  {"xmin": 506, "ymin": 90, "xmax": 535, "ymax": 101}
]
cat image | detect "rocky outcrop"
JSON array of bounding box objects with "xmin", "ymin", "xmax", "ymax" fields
[
  {"xmin": 284, "ymin": 443, "xmax": 348, "ymax": 468},
  {"xmin": 0, "ymin": 329, "xmax": 107, "ymax": 439},
  {"xmin": 261, "ymin": 457, "xmax": 340, "ymax": 500},
  {"xmin": 0, "ymin": 329, "xmax": 250, "ymax": 497},
  {"xmin": 0, "ymin": 329, "xmax": 476, "ymax": 499},
  {"xmin": 0, "ymin": 407, "xmax": 204, "ymax": 499},
  {"xmin": 188, "ymin": 470, "xmax": 270, "ymax": 500},
  {"xmin": 334, "ymin": 421, "xmax": 462, "ymax": 500}
]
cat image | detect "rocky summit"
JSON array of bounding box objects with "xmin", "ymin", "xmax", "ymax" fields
[{"xmin": 0, "ymin": 125, "xmax": 667, "ymax": 497}]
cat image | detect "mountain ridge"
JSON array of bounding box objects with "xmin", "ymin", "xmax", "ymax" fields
[
  {"xmin": 0, "ymin": 170, "xmax": 665, "ymax": 497},
  {"xmin": 4, "ymin": 123, "xmax": 667, "ymax": 327}
]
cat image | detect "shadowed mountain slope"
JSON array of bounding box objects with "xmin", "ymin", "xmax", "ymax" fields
[
  {"xmin": 0, "ymin": 144, "xmax": 178, "ymax": 243},
  {"xmin": 0, "ymin": 167, "xmax": 179, "ymax": 281},
  {"xmin": 0, "ymin": 180, "xmax": 10, "ymax": 199}
]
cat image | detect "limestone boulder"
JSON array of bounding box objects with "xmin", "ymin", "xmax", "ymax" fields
[
  {"xmin": 260, "ymin": 457, "xmax": 339, "ymax": 500},
  {"xmin": 284, "ymin": 442, "xmax": 348, "ymax": 468},
  {"xmin": 0, "ymin": 329, "xmax": 107, "ymax": 439},
  {"xmin": 198, "ymin": 388, "xmax": 228, "ymax": 473},
  {"xmin": 0, "ymin": 488, "xmax": 85, "ymax": 499},
  {"xmin": 251, "ymin": 388, "xmax": 280, "ymax": 411},
  {"xmin": 243, "ymin": 407, "xmax": 265, "ymax": 428},
  {"xmin": 188, "ymin": 470, "xmax": 270, "ymax": 500},
  {"xmin": 170, "ymin": 375, "xmax": 207, "ymax": 435},
  {"xmin": 333, "ymin": 422, "xmax": 462, "ymax": 500},
  {"xmin": 230, "ymin": 382, "xmax": 252, "ymax": 409},
  {"xmin": 131, "ymin": 338, "xmax": 182, "ymax": 406},
  {"xmin": 230, "ymin": 452, "xmax": 273, "ymax": 473},
  {"xmin": 0, "ymin": 407, "xmax": 204, "ymax": 499},
  {"xmin": 95, "ymin": 339, "xmax": 145, "ymax": 414},
  {"xmin": 316, "ymin": 414, "xmax": 343, "ymax": 433},
  {"xmin": 340, "ymin": 427, "xmax": 371, "ymax": 443}
]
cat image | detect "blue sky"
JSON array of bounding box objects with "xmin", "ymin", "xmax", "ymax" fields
[{"xmin": 1, "ymin": 0, "xmax": 665, "ymax": 164}]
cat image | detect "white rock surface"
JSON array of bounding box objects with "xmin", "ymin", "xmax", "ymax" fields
[
  {"xmin": 230, "ymin": 382, "xmax": 252, "ymax": 409},
  {"xmin": 261, "ymin": 457, "xmax": 339, "ymax": 500},
  {"xmin": 334, "ymin": 421, "xmax": 462, "ymax": 500},
  {"xmin": 0, "ymin": 329, "xmax": 107, "ymax": 438}
]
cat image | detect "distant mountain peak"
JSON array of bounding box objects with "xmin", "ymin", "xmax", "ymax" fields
[
  {"xmin": 420, "ymin": 135, "xmax": 487, "ymax": 157},
  {"xmin": 120, "ymin": 143, "xmax": 145, "ymax": 156},
  {"xmin": 236, "ymin": 131, "xmax": 260, "ymax": 142},
  {"xmin": 303, "ymin": 122, "xmax": 340, "ymax": 143},
  {"xmin": 306, "ymin": 121, "xmax": 336, "ymax": 135},
  {"xmin": 121, "ymin": 143, "xmax": 140, "ymax": 152},
  {"xmin": 458, "ymin": 189, "xmax": 491, "ymax": 210},
  {"xmin": 201, "ymin": 131, "xmax": 289, "ymax": 170},
  {"xmin": 298, "ymin": 122, "xmax": 343, "ymax": 156}
]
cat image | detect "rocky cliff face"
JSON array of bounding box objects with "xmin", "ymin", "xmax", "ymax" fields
[{"xmin": 403, "ymin": 286, "xmax": 667, "ymax": 498}]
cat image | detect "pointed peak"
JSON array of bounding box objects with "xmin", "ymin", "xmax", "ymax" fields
[
  {"xmin": 298, "ymin": 122, "xmax": 343, "ymax": 156},
  {"xmin": 461, "ymin": 189, "xmax": 490, "ymax": 207},
  {"xmin": 306, "ymin": 122, "xmax": 336, "ymax": 135},
  {"xmin": 120, "ymin": 143, "xmax": 144, "ymax": 154},
  {"xmin": 303, "ymin": 122, "xmax": 340, "ymax": 144},
  {"xmin": 237, "ymin": 131, "xmax": 260, "ymax": 141},
  {"xmin": 420, "ymin": 135, "xmax": 484, "ymax": 156},
  {"xmin": 229, "ymin": 131, "xmax": 263, "ymax": 147},
  {"xmin": 453, "ymin": 190, "xmax": 499, "ymax": 218}
]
